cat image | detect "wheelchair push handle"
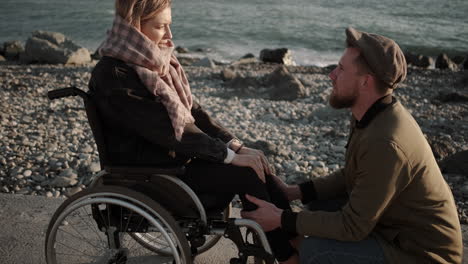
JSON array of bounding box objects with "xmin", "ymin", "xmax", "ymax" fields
[{"xmin": 47, "ymin": 86, "xmax": 88, "ymax": 100}]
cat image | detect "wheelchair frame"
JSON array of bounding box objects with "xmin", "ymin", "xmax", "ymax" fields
[{"xmin": 45, "ymin": 87, "xmax": 277, "ymax": 264}]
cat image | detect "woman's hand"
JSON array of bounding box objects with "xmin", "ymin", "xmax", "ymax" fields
[
  {"xmin": 231, "ymin": 153, "xmax": 266, "ymax": 183},
  {"xmin": 237, "ymin": 147, "xmax": 272, "ymax": 176}
]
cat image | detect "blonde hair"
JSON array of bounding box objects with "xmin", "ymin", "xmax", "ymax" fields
[{"xmin": 115, "ymin": 0, "xmax": 172, "ymax": 28}]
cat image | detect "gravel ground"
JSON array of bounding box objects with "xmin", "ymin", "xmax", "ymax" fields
[{"xmin": 0, "ymin": 60, "xmax": 467, "ymax": 221}]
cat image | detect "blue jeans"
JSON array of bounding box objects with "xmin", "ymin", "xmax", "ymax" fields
[{"xmin": 300, "ymin": 198, "xmax": 387, "ymax": 264}]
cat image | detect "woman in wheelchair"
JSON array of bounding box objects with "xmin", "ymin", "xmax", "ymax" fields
[{"xmin": 87, "ymin": 0, "xmax": 299, "ymax": 263}]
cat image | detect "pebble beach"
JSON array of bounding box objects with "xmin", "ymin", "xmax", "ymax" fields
[{"xmin": 1, "ymin": 58, "xmax": 468, "ymax": 222}]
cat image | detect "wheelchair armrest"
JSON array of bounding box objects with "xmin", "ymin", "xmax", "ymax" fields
[{"xmin": 104, "ymin": 165, "xmax": 186, "ymax": 176}]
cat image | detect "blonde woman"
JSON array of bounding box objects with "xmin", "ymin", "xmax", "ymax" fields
[{"xmin": 88, "ymin": 0, "xmax": 299, "ymax": 263}]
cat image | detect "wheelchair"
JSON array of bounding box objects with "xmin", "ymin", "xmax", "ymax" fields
[{"xmin": 45, "ymin": 87, "xmax": 277, "ymax": 264}]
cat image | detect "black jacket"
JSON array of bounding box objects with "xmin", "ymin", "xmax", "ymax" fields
[{"xmin": 88, "ymin": 56, "xmax": 235, "ymax": 167}]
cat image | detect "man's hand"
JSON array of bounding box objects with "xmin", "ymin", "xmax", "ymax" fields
[
  {"xmin": 270, "ymin": 174, "xmax": 302, "ymax": 202},
  {"xmin": 240, "ymin": 194, "xmax": 283, "ymax": 232}
]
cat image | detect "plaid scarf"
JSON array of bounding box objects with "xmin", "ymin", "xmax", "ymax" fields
[{"xmin": 99, "ymin": 16, "xmax": 194, "ymax": 141}]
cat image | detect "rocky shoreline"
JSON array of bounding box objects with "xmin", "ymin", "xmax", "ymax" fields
[{"xmin": 1, "ymin": 52, "xmax": 468, "ymax": 222}]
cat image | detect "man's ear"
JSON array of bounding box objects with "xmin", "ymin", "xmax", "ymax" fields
[{"xmin": 363, "ymin": 74, "xmax": 377, "ymax": 93}]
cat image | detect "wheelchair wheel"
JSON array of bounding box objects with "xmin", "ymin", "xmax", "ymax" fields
[
  {"xmin": 45, "ymin": 186, "xmax": 192, "ymax": 264},
  {"xmin": 130, "ymin": 201, "xmax": 232, "ymax": 255}
]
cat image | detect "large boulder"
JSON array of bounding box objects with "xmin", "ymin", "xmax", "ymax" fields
[
  {"xmin": 21, "ymin": 31, "xmax": 91, "ymax": 64},
  {"xmin": 192, "ymin": 57, "xmax": 216, "ymax": 68},
  {"xmin": 265, "ymin": 65, "xmax": 308, "ymax": 101},
  {"xmin": 3, "ymin": 40, "xmax": 24, "ymax": 60},
  {"xmin": 440, "ymin": 150, "xmax": 468, "ymax": 176},
  {"xmin": 435, "ymin": 53, "xmax": 457, "ymax": 71},
  {"xmin": 404, "ymin": 52, "xmax": 433, "ymax": 68},
  {"xmin": 175, "ymin": 46, "xmax": 189, "ymax": 54},
  {"xmin": 226, "ymin": 74, "xmax": 261, "ymax": 92},
  {"xmin": 260, "ymin": 48, "xmax": 295, "ymax": 65},
  {"xmin": 242, "ymin": 53, "xmax": 255, "ymax": 59},
  {"xmin": 451, "ymin": 55, "xmax": 465, "ymax": 65}
]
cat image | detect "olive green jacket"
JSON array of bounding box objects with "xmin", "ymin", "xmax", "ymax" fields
[{"xmin": 297, "ymin": 99, "xmax": 462, "ymax": 263}]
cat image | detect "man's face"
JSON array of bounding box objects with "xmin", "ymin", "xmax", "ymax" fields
[{"xmin": 328, "ymin": 48, "xmax": 362, "ymax": 109}]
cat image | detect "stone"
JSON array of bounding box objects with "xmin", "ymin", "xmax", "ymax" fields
[
  {"xmin": 91, "ymin": 50, "xmax": 101, "ymax": 60},
  {"xmin": 23, "ymin": 170, "xmax": 32, "ymax": 177},
  {"xmin": 435, "ymin": 53, "xmax": 457, "ymax": 71},
  {"xmin": 1, "ymin": 186, "xmax": 9, "ymax": 193},
  {"xmin": 241, "ymin": 53, "xmax": 255, "ymax": 59},
  {"xmin": 265, "ymin": 65, "xmax": 307, "ymax": 101},
  {"xmin": 225, "ymin": 74, "xmax": 261, "ymax": 92},
  {"xmin": 259, "ymin": 48, "xmax": 294, "ymax": 65},
  {"xmin": 451, "ymin": 55, "xmax": 465, "ymax": 65},
  {"xmin": 231, "ymin": 57, "xmax": 258, "ymax": 66},
  {"xmin": 175, "ymin": 46, "xmax": 189, "ymax": 53},
  {"xmin": 427, "ymin": 136, "xmax": 457, "ymax": 161},
  {"xmin": 49, "ymin": 176, "xmax": 78, "ymax": 187},
  {"xmin": 248, "ymin": 140, "xmax": 277, "ymax": 156},
  {"xmin": 21, "ymin": 31, "xmax": 91, "ymax": 64},
  {"xmin": 440, "ymin": 150, "xmax": 468, "ymax": 176},
  {"xmin": 0, "ymin": 55, "xmax": 5, "ymax": 62},
  {"xmin": 89, "ymin": 162, "xmax": 101, "ymax": 173},
  {"xmin": 59, "ymin": 168, "xmax": 78, "ymax": 179},
  {"xmin": 404, "ymin": 52, "xmax": 433, "ymax": 68},
  {"xmin": 3, "ymin": 40, "xmax": 24, "ymax": 60},
  {"xmin": 16, "ymin": 188, "xmax": 29, "ymax": 195},
  {"xmin": 46, "ymin": 191, "xmax": 53, "ymax": 198},
  {"xmin": 32, "ymin": 175, "xmax": 46, "ymax": 182},
  {"xmin": 66, "ymin": 186, "xmax": 82, "ymax": 197},
  {"xmin": 192, "ymin": 57, "xmax": 216, "ymax": 68},
  {"xmin": 220, "ymin": 68, "xmax": 237, "ymax": 81},
  {"xmin": 80, "ymin": 144, "xmax": 93, "ymax": 153},
  {"xmin": 177, "ymin": 57, "xmax": 199, "ymax": 66},
  {"xmin": 310, "ymin": 167, "xmax": 328, "ymax": 177}
]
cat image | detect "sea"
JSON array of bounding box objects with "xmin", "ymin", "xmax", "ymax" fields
[{"xmin": 1, "ymin": 0, "xmax": 467, "ymax": 66}]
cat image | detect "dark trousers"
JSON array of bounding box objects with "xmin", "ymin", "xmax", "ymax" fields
[
  {"xmin": 301, "ymin": 197, "xmax": 387, "ymax": 264},
  {"xmin": 181, "ymin": 159, "xmax": 295, "ymax": 261}
]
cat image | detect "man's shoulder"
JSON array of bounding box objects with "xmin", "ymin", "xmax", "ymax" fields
[
  {"xmin": 367, "ymin": 101, "xmax": 418, "ymax": 138},
  {"xmin": 362, "ymin": 101, "xmax": 432, "ymax": 159}
]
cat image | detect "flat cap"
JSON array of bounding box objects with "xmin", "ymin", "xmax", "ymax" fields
[{"xmin": 346, "ymin": 27, "xmax": 407, "ymax": 88}]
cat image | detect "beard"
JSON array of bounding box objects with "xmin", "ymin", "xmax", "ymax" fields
[{"xmin": 329, "ymin": 86, "xmax": 358, "ymax": 109}]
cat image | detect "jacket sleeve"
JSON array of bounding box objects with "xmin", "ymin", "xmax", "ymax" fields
[
  {"xmin": 312, "ymin": 168, "xmax": 347, "ymax": 200},
  {"xmin": 90, "ymin": 64, "xmax": 228, "ymax": 163},
  {"xmin": 295, "ymin": 140, "xmax": 412, "ymax": 241},
  {"xmin": 191, "ymin": 100, "xmax": 236, "ymax": 143}
]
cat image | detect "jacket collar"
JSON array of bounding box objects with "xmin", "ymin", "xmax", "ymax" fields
[{"xmin": 355, "ymin": 94, "xmax": 396, "ymax": 129}]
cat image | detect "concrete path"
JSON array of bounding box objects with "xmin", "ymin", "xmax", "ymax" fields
[{"xmin": 1, "ymin": 193, "xmax": 468, "ymax": 263}]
